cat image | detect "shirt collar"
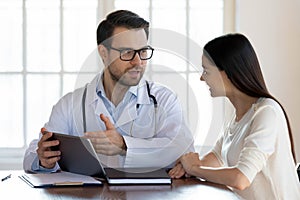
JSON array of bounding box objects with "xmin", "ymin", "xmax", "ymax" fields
[
  {"xmin": 135, "ymin": 79, "xmax": 152, "ymax": 105},
  {"xmin": 85, "ymin": 72, "xmax": 102, "ymax": 105},
  {"xmin": 96, "ymin": 72, "xmax": 106, "ymax": 98}
]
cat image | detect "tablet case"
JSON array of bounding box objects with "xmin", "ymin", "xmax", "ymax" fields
[{"xmin": 51, "ymin": 133, "xmax": 106, "ymax": 178}]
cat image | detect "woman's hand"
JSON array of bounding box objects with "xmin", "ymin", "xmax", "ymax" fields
[
  {"xmin": 180, "ymin": 152, "xmax": 202, "ymax": 175},
  {"xmin": 168, "ymin": 162, "xmax": 186, "ymax": 179}
]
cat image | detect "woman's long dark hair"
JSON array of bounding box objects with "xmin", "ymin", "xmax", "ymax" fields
[{"xmin": 203, "ymin": 33, "xmax": 296, "ymax": 163}]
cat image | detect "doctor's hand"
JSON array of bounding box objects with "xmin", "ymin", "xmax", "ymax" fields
[
  {"xmin": 36, "ymin": 128, "xmax": 61, "ymax": 169},
  {"xmin": 84, "ymin": 114, "xmax": 127, "ymax": 156}
]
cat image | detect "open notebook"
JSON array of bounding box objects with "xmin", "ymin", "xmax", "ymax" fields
[{"xmin": 48, "ymin": 133, "xmax": 171, "ymax": 185}]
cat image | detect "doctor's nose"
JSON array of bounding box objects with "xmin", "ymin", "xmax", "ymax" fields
[{"xmin": 130, "ymin": 52, "xmax": 143, "ymax": 65}]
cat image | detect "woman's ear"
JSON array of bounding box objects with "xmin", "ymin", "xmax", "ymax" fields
[{"xmin": 98, "ymin": 45, "xmax": 108, "ymax": 64}]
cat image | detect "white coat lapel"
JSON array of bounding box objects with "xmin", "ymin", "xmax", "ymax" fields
[
  {"xmin": 94, "ymin": 99, "xmax": 115, "ymax": 125},
  {"xmin": 115, "ymin": 81, "xmax": 150, "ymax": 127},
  {"xmin": 115, "ymin": 101, "xmax": 138, "ymax": 127},
  {"xmin": 88, "ymin": 72, "xmax": 115, "ymax": 127},
  {"xmin": 83, "ymin": 82, "xmax": 115, "ymax": 131}
]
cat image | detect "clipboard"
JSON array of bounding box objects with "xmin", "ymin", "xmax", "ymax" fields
[{"xmin": 19, "ymin": 171, "xmax": 102, "ymax": 188}]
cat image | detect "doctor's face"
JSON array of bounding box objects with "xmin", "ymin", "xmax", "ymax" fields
[{"xmin": 103, "ymin": 27, "xmax": 149, "ymax": 87}]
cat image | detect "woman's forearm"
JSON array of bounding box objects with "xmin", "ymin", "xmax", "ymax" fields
[
  {"xmin": 200, "ymin": 152, "xmax": 222, "ymax": 167},
  {"xmin": 189, "ymin": 166, "xmax": 250, "ymax": 190}
]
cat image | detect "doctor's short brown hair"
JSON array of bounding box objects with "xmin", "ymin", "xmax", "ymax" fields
[{"xmin": 96, "ymin": 10, "xmax": 149, "ymax": 46}]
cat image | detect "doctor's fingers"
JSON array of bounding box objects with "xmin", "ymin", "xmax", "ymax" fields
[
  {"xmin": 94, "ymin": 144, "xmax": 122, "ymax": 156},
  {"xmin": 37, "ymin": 149, "xmax": 61, "ymax": 159},
  {"xmin": 39, "ymin": 154, "xmax": 61, "ymax": 169},
  {"xmin": 38, "ymin": 138, "xmax": 59, "ymax": 150},
  {"xmin": 88, "ymin": 137, "xmax": 113, "ymax": 145},
  {"xmin": 100, "ymin": 114, "xmax": 115, "ymax": 130},
  {"xmin": 37, "ymin": 145, "xmax": 61, "ymax": 168},
  {"xmin": 84, "ymin": 131, "xmax": 108, "ymax": 138},
  {"xmin": 85, "ymin": 130, "xmax": 122, "ymax": 140},
  {"xmin": 40, "ymin": 131, "xmax": 53, "ymax": 141},
  {"xmin": 89, "ymin": 132, "xmax": 124, "ymax": 147},
  {"xmin": 38, "ymin": 131, "xmax": 60, "ymax": 148}
]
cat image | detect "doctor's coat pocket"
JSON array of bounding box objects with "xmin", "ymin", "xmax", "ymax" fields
[{"xmin": 124, "ymin": 115, "xmax": 156, "ymax": 139}]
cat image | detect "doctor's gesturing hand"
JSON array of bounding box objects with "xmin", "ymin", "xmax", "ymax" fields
[{"xmin": 84, "ymin": 114, "xmax": 127, "ymax": 156}]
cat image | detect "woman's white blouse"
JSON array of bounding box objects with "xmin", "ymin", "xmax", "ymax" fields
[{"xmin": 212, "ymin": 98, "xmax": 300, "ymax": 199}]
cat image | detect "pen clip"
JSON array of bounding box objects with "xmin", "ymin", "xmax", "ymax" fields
[{"xmin": 54, "ymin": 182, "xmax": 84, "ymax": 186}]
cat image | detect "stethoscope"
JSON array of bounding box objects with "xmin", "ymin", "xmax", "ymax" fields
[{"xmin": 82, "ymin": 81, "xmax": 158, "ymax": 135}]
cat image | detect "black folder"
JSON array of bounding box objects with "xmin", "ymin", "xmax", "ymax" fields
[{"xmin": 104, "ymin": 168, "xmax": 171, "ymax": 185}]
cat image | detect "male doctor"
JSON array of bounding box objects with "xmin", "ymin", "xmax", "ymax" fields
[{"xmin": 23, "ymin": 10, "xmax": 194, "ymax": 172}]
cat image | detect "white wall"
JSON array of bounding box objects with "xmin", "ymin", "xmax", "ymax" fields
[{"xmin": 236, "ymin": 0, "xmax": 300, "ymax": 162}]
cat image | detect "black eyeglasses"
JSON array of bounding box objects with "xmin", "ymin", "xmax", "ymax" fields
[{"xmin": 108, "ymin": 45, "xmax": 154, "ymax": 61}]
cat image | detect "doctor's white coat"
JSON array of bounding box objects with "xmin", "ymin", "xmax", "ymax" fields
[{"xmin": 23, "ymin": 73, "xmax": 194, "ymax": 172}]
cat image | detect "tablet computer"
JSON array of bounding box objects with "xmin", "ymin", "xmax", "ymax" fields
[{"xmin": 50, "ymin": 133, "xmax": 106, "ymax": 178}]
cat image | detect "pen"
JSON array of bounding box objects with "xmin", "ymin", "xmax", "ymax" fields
[{"xmin": 1, "ymin": 174, "xmax": 11, "ymax": 182}]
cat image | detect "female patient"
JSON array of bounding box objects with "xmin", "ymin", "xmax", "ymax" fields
[{"xmin": 169, "ymin": 33, "xmax": 300, "ymax": 199}]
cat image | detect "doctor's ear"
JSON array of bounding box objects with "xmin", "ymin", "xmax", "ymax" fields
[{"xmin": 98, "ymin": 44, "xmax": 109, "ymax": 64}]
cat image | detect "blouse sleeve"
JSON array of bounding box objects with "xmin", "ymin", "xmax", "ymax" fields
[
  {"xmin": 211, "ymin": 135, "xmax": 224, "ymax": 166},
  {"xmin": 236, "ymin": 104, "xmax": 279, "ymax": 183}
]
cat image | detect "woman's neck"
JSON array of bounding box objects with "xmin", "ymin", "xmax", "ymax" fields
[{"xmin": 229, "ymin": 94, "xmax": 259, "ymax": 122}]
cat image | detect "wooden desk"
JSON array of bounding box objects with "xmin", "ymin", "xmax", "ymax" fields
[{"xmin": 0, "ymin": 171, "xmax": 239, "ymax": 199}]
